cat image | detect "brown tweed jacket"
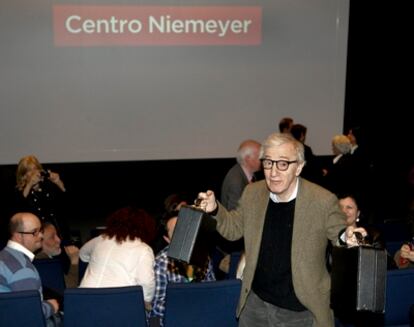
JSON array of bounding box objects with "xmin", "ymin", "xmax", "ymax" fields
[{"xmin": 215, "ymin": 178, "xmax": 346, "ymax": 327}]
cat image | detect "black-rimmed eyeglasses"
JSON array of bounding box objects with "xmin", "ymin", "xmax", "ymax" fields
[
  {"xmin": 261, "ymin": 159, "xmax": 298, "ymax": 171},
  {"xmin": 17, "ymin": 228, "xmax": 43, "ymax": 237}
]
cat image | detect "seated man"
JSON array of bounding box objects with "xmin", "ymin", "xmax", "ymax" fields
[
  {"xmin": 35, "ymin": 222, "xmax": 79, "ymax": 288},
  {"xmin": 149, "ymin": 215, "xmax": 216, "ymax": 327},
  {"xmin": 0, "ymin": 212, "xmax": 60, "ymax": 324}
]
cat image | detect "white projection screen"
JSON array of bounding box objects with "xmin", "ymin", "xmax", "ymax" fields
[{"xmin": 0, "ymin": 0, "xmax": 349, "ymax": 164}]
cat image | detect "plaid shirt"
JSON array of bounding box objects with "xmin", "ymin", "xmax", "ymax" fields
[{"xmin": 149, "ymin": 246, "xmax": 215, "ymax": 325}]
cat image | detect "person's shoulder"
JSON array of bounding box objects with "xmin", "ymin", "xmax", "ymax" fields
[
  {"xmin": 34, "ymin": 251, "xmax": 49, "ymax": 260},
  {"xmin": 0, "ymin": 246, "xmax": 16, "ymax": 257},
  {"xmin": 130, "ymin": 238, "xmax": 154, "ymax": 252},
  {"xmin": 0, "ymin": 246, "xmax": 23, "ymax": 264},
  {"xmin": 223, "ymin": 163, "xmax": 244, "ymax": 180},
  {"xmin": 242, "ymin": 180, "xmax": 268, "ymax": 200},
  {"xmin": 299, "ymin": 178, "xmax": 336, "ymax": 200},
  {"xmin": 245, "ymin": 179, "xmax": 266, "ymax": 190},
  {"xmin": 155, "ymin": 246, "xmax": 169, "ymax": 261},
  {"xmin": 0, "ymin": 247, "xmax": 8, "ymax": 260},
  {"xmin": 154, "ymin": 247, "xmax": 169, "ymax": 270}
]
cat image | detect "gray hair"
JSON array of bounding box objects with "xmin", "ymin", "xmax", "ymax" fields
[
  {"xmin": 260, "ymin": 133, "xmax": 305, "ymax": 164},
  {"xmin": 236, "ymin": 140, "xmax": 261, "ymax": 165}
]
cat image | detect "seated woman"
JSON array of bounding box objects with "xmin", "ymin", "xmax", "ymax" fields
[
  {"xmin": 334, "ymin": 194, "xmax": 392, "ymax": 327},
  {"xmin": 338, "ymin": 193, "xmax": 392, "ymax": 252},
  {"xmin": 79, "ymin": 206, "xmax": 157, "ymax": 310}
]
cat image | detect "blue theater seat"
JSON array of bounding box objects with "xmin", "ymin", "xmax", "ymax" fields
[
  {"xmin": 164, "ymin": 279, "xmax": 241, "ymax": 327},
  {"xmin": 0, "ymin": 290, "xmax": 46, "ymax": 327},
  {"xmin": 384, "ymin": 268, "xmax": 414, "ymax": 326},
  {"xmin": 64, "ymin": 285, "xmax": 148, "ymax": 327}
]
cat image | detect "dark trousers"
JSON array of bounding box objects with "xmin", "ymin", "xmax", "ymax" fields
[{"xmin": 239, "ymin": 291, "xmax": 313, "ymax": 327}]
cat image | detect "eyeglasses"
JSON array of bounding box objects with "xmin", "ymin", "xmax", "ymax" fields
[
  {"xmin": 17, "ymin": 228, "xmax": 43, "ymax": 237},
  {"xmin": 261, "ymin": 159, "xmax": 298, "ymax": 171}
]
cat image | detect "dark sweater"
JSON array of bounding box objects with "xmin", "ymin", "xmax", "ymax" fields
[{"xmin": 252, "ymin": 198, "xmax": 306, "ymax": 311}]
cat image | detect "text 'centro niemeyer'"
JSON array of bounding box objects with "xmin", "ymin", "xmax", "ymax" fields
[{"xmin": 65, "ymin": 15, "xmax": 253, "ymax": 37}]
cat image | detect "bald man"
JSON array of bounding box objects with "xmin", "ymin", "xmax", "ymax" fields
[{"xmin": 0, "ymin": 212, "xmax": 60, "ymax": 320}]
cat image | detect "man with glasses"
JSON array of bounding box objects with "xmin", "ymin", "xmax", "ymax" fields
[
  {"xmin": 0, "ymin": 212, "xmax": 60, "ymax": 322},
  {"xmin": 197, "ymin": 133, "xmax": 366, "ymax": 327}
]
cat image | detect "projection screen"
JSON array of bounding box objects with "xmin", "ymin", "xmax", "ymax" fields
[{"xmin": 0, "ymin": 0, "xmax": 349, "ymax": 164}]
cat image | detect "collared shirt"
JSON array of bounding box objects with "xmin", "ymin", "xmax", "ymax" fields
[
  {"xmin": 7, "ymin": 240, "xmax": 35, "ymax": 261},
  {"xmin": 350, "ymin": 144, "xmax": 358, "ymax": 154},
  {"xmin": 333, "ymin": 154, "xmax": 343, "ymax": 164},
  {"xmin": 150, "ymin": 246, "xmax": 215, "ymax": 325},
  {"xmin": 269, "ymin": 178, "xmax": 299, "ymax": 203},
  {"xmin": 241, "ymin": 165, "xmax": 254, "ymax": 183}
]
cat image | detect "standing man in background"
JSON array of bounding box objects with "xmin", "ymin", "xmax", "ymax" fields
[
  {"xmin": 278, "ymin": 117, "xmax": 294, "ymax": 133},
  {"xmin": 218, "ymin": 140, "xmax": 261, "ymax": 269},
  {"xmin": 221, "ymin": 139, "xmax": 262, "ymax": 210}
]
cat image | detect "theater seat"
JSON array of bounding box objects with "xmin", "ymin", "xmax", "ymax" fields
[
  {"xmin": 0, "ymin": 290, "xmax": 46, "ymax": 327},
  {"xmin": 33, "ymin": 257, "xmax": 66, "ymax": 293},
  {"xmin": 384, "ymin": 268, "xmax": 414, "ymax": 326},
  {"xmin": 64, "ymin": 285, "xmax": 148, "ymax": 327},
  {"xmin": 164, "ymin": 279, "xmax": 241, "ymax": 327}
]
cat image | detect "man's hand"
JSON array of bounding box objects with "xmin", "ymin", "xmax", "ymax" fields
[
  {"xmin": 64, "ymin": 245, "xmax": 80, "ymax": 265},
  {"xmin": 196, "ymin": 190, "xmax": 217, "ymax": 213}
]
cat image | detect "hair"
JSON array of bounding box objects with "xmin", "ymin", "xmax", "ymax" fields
[
  {"xmin": 260, "ymin": 132, "xmax": 305, "ymax": 164},
  {"xmin": 236, "ymin": 140, "xmax": 260, "ymax": 165},
  {"xmin": 103, "ymin": 206, "xmax": 156, "ymax": 244},
  {"xmin": 163, "ymin": 193, "xmax": 187, "ymax": 217},
  {"xmin": 16, "ymin": 155, "xmax": 43, "ymax": 191},
  {"xmin": 8, "ymin": 213, "xmax": 25, "ymax": 235},
  {"xmin": 332, "ymin": 135, "xmax": 352, "ymax": 154},
  {"xmin": 337, "ymin": 193, "xmax": 365, "ymax": 222},
  {"xmin": 337, "ymin": 193, "xmax": 360, "ymax": 208},
  {"xmin": 290, "ymin": 124, "xmax": 307, "ymax": 142},
  {"xmin": 278, "ymin": 117, "xmax": 293, "ymax": 133}
]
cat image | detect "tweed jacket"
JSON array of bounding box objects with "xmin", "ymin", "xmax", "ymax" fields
[{"xmin": 215, "ymin": 178, "xmax": 346, "ymax": 327}]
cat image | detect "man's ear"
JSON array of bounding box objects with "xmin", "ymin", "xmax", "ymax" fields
[
  {"xmin": 295, "ymin": 162, "xmax": 305, "ymax": 176},
  {"xmin": 163, "ymin": 235, "xmax": 171, "ymax": 244}
]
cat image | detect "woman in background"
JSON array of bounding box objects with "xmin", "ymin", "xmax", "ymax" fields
[
  {"xmin": 15, "ymin": 155, "xmax": 69, "ymax": 240},
  {"xmin": 79, "ymin": 206, "xmax": 157, "ymax": 310},
  {"xmin": 338, "ymin": 193, "xmax": 387, "ymax": 249}
]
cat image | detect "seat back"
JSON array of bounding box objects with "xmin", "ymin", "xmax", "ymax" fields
[
  {"xmin": 64, "ymin": 285, "xmax": 148, "ymax": 327},
  {"xmin": 374, "ymin": 222, "xmax": 411, "ymax": 243},
  {"xmin": 164, "ymin": 279, "xmax": 241, "ymax": 327},
  {"xmin": 33, "ymin": 257, "xmax": 66, "ymax": 293},
  {"xmin": 384, "ymin": 268, "xmax": 414, "ymax": 326},
  {"xmin": 0, "ymin": 290, "xmax": 46, "ymax": 327},
  {"xmin": 385, "ymin": 241, "xmax": 403, "ymax": 258}
]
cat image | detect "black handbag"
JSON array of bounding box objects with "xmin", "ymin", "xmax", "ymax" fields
[
  {"xmin": 167, "ymin": 205, "xmax": 216, "ymax": 265},
  {"xmin": 330, "ymin": 245, "xmax": 387, "ymax": 313}
]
